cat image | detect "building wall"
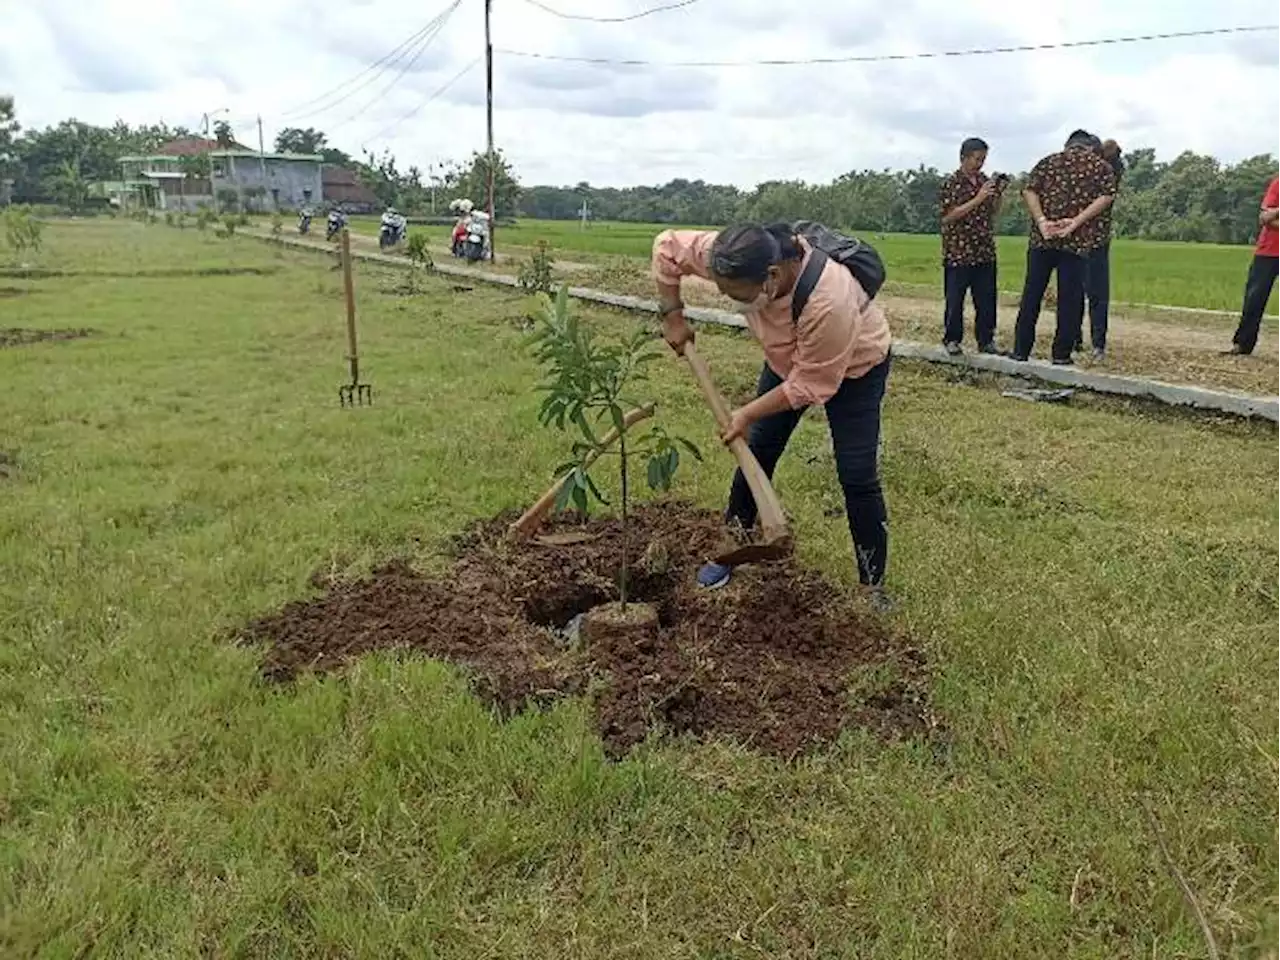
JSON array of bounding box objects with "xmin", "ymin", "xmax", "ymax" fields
[{"xmin": 218, "ymin": 156, "xmax": 322, "ymax": 211}]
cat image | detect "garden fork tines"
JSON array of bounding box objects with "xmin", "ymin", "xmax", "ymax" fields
[{"xmin": 337, "ymin": 228, "xmax": 372, "ymax": 407}]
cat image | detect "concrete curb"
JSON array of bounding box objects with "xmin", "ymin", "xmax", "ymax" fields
[{"xmin": 259, "ymin": 232, "xmax": 1279, "ymax": 423}]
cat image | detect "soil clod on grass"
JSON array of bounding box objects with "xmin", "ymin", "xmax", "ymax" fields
[
  {"xmin": 0, "ymin": 327, "xmax": 96, "ymax": 348},
  {"xmin": 240, "ymin": 503, "xmax": 934, "ymax": 758}
]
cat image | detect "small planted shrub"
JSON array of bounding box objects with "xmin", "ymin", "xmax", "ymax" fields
[
  {"xmin": 527, "ymin": 286, "xmax": 700, "ymax": 612},
  {"xmin": 518, "ymin": 240, "xmax": 556, "ymax": 296}
]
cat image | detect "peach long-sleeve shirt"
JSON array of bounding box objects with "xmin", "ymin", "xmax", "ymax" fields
[{"xmin": 652, "ymin": 230, "xmax": 891, "ymax": 409}]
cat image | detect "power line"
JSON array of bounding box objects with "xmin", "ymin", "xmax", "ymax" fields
[
  {"xmin": 499, "ymin": 23, "xmax": 1279, "ymax": 67},
  {"xmin": 360, "ymin": 56, "xmax": 484, "ymax": 148},
  {"xmin": 327, "ymin": 1, "xmax": 462, "ymax": 130},
  {"xmin": 520, "ymin": 0, "xmax": 704, "ymax": 22},
  {"xmin": 278, "ymin": 2, "xmax": 460, "ymax": 120}
]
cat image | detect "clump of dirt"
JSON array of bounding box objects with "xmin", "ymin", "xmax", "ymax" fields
[
  {"xmin": 0, "ymin": 328, "xmax": 96, "ymax": 348},
  {"xmin": 240, "ymin": 503, "xmax": 934, "ymax": 758}
]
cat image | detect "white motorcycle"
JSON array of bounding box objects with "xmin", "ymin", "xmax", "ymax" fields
[
  {"xmin": 459, "ymin": 211, "xmax": 490, "ymax": 262},
  {"xmin": 326, "ymin": 210, "xmax": 348, "ymax": 241},
  {"xmin": 379, "ymin": 212, "xmax": 407, "ymax": 250}
]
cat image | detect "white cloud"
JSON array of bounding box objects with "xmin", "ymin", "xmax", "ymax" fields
[{"xmin": 1, "ymin": 0, "xmax": 1275, "ymax": 186}]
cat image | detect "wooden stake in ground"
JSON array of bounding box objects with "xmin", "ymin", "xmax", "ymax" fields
[
  {"xmin": 338, "ymin": 228, "xmax": 372, "ymax": 407},
  {"xmin": 508, "ymin": 402, "xmax": 656, "ymax": 540}
]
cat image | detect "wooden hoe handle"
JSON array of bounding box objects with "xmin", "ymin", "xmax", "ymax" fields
[{"xmin": 681, "ymin": 342, "xmax": 789, "ymax": 544}]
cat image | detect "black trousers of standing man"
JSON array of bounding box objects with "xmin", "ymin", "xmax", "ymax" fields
[
  {"xmin": 1013, "ymin": 246, "xmax": 1086, "ymax": 362},
  {"xmin": 1083, "ymin": 242, "xmax": 1111, "ymax": 350},
  {"xmin": 1230, "ymin": 255, "xmax": 1279, "ymax": 355},
  {"xmin": 943, "ymin": 262, "xmax": 998, "ymax": 348}
]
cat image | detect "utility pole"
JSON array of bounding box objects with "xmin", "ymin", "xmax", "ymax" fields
[
  {"xmin": 257, "ymin": 115, "xmax": 269, "ymax": 211},
  {"xmin": 484, "ymin": 0, "xmax": 496, "ymax": 262}
]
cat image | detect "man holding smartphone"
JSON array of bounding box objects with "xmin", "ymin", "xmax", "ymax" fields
[
  {"xmin": 938, "ymin": 137, "xmax": 1005, "ymax": 355},
  {"xmin": 1226, "ymin": 175, "xmax": 1279, "ymax": 356}
]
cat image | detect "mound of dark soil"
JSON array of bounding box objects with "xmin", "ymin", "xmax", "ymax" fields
[
  {"xmin": 240, "ymin": 504, "xmax": 933, "ymax": 758},
  {"xmin": 0, "ymin": 327, "xmax": 95, "ymax": 348}
]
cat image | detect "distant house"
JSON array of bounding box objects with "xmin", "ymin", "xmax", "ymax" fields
[
  {"xmin": 118, "ymin": 137, "xmax": 323, "ymax": 212},
  {"xmin": 322, "ymin": 166, "xmax": 379, "ymax": 213}
]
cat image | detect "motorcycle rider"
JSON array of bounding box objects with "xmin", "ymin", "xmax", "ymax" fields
[
  {"xmin": 450, "ymin": 199, "xmax": 474, "ymax": 256},
  {"xmin": 380, "ymin": 205, "xmax": 407, "ymax": 247},
  {"xmin": 297, "ymin": 205, "xmax": 313, "ymax": 234},
  {"xmin": 326, "ymin": 207, "xmax": 348, "ymax": 241}
]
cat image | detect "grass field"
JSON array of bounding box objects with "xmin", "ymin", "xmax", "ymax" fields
[
  {"xmin": 351, "ymin": 217, "xmax": 1280, "ymax": 316},
  {"xmin": 2, "ymin": 221, "xmax": 1277, "ymax": 957}
]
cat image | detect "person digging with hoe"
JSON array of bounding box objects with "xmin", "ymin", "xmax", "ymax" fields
[{"xmin": 652, "ymin": 223, "xmax": 894, "ymax": 611}]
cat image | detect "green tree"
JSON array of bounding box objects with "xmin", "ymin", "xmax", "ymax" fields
[
  {"xmin": 444, "ymin": 149, "xmax": 521, "ymax": 219},
  {"xmin": 212, "ymin": 120, "xmax": 235, "ymax": 148},
  {"xmin": 0, "ymin": 96, "xmax": 19, "ymax": 187},
  {"xmin": 47, "ymin": 159, "xmax": 88, "ymax": 212},
  {"xmin": 274, "ymin": 127, "xmax": 327, "ymax": 155}
]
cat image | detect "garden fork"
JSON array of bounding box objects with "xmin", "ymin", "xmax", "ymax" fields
[{"xmin": 338, "ymin": 229, "xmax": 372, "ymax": 407}]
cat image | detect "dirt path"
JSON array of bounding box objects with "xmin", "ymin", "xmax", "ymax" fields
[
  {"xmin": 344, "ymin": 230, "xmax": 598, "ymax": 272},
  {"xmin": 880, "ymin": 294, "xmax": 1278, "ymax": 395}
]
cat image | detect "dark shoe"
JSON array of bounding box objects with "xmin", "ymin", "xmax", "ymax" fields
[
  {"xmin": 977, "ymin": 342, "xmax": 1001, "ymax": 355},
  {"xmin": 1222, "ymin": 345, "xmax": 1251, "ymax": 356},
  {"xmin": 1008, "ymin": 352, "xmax": 1029, "ymax": 362},
  {"xmin": 943, "ymin": 341, "xmax": 963, "ymax": 356},
  {"xmin": 696, "ymin": 562, "xmax": 733, "ymax": 589},
  {"xmin": 1051, "ymin": 356, "xmax": 1074, "ymax": 366}
]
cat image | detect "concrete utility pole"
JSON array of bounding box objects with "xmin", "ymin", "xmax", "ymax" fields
[
  {"xmin": 257, "ymin": 115, "xmax": 269, "ymax": 211},
  {"xmin": 484, "ymin": 0, "xmax": 496, "ymax": 261}
]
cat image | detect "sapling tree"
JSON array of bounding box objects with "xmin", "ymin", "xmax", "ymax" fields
[
  {"xmin": 527, "ymin": 286, "xmax": 701, "ymax": 610},
  {"xmin": 517, "ymin": 240, "xmax": 556, "ymax": 296},
  {"xmin": 405, "ymin": 230, "xmax": 433, "ymax": 293}
]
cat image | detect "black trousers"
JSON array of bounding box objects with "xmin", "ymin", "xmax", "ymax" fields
[
  {"xmin": 1231, "ymin": 255, "xmax": 1279, "ymax": 354},
  {"xmin": 1013, "ymin": 246, "xmax": 1087, "ymax": 361},
  {"xmin": 727, "ymin": 357, "xmax": 890, "ymax": 586},
  {"xmin": 943, "ymin": 262, "xmax": 998, "ymax": 346},
  {"xmin": 1083, "ymin": 242, "xmax": 1111, "ymax": 350}
]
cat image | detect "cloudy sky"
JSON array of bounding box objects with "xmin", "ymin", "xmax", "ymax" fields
[{"xmin": 1, "ymin": 0, "xmax": 1277, "ymax": 187}]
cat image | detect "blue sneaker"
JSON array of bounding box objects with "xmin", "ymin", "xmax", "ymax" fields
[{"xmin": 696, "ymin": 562, "xmax": 733, "ymax": 589}]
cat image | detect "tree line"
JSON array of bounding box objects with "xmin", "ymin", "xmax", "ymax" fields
[
  {"xmin": 2, "ymin": 98, "xmax": 1274, "ymax": 244},
  {"xmin": 521, "ymin": 150, "xmax": 1278, "ymax": 246}
]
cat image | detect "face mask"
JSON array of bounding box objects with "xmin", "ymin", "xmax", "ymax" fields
[{"xmin": 734, "ymin": 277, "xmax": 776, "ymax": 314}]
